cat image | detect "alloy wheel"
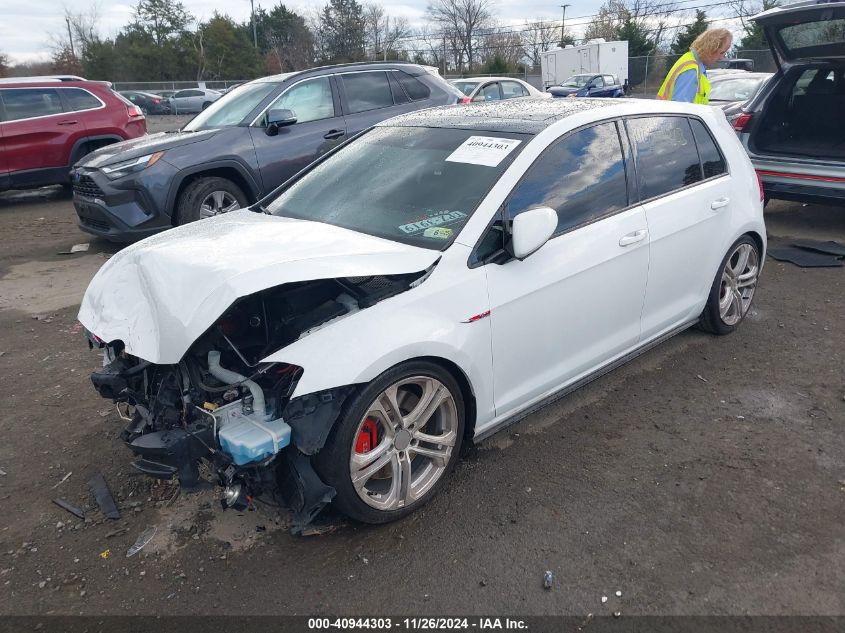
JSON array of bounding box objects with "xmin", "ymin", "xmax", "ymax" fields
[
  {"xmin": 199, "ymin": 190, "xmax": 241, "ymax": 219},
  {"xmin": 719, "ymin": 242, "xmax": 759, "ymax": 326},
  {"xmin": 349, "ymin": 376, "xmax": 459, "ymax": 511}
]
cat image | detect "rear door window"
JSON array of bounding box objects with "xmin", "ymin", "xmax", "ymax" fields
[
  {"xmin": 626, "ymin": 116, "xmax": 702, "ymax": 200},
  {"xmin": 63, "ymin": 88, "xmax": 102, "ymax": 112},
  {"xmin": 480, "ymin": 82, "xmax": 501, "ymax": 101},
  {"xmin": 0, "ymin": 88, "xmax": 63, "ymax": 121},
  {"xmin": 501, "ymin": 81, "xmax": 527, "ymax": 98},
  {"xmin": 506, "ymin": 121, "xmax": 629, "ymax": 235},
  {"xmin": 689, "ymin": 118, "xmax": 727, "ymax": 179},
  {"xmin": 342, "ymin": 72, "xmax": 394, "ymax": 113}
]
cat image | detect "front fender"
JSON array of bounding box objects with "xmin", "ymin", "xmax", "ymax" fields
[{"xmin": 259, "ymin": 254, "xmax": 495, "ymax": 423}]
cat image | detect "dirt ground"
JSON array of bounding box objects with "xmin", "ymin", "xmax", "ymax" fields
[{"xmin": 0, "ymin": 144, "xmax": 843, "ymax": 616}]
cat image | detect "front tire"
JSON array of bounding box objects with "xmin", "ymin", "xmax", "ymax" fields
[
  {"xmin": 315, "ymin": 361, "xmax": 465, "ymax": 524},
  {"xmin": 175, "ymin": 177, "xmax": 247, "ymax": 225},
  {"xmin": 699, "ymin": 235, "xmax": 761, "ymax": 335}
]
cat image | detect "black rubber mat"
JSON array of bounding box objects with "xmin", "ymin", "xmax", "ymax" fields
[
  {"xmin": 790, "ymin": 239, "xmax": 845, "ymax": 257},
  {"xmin": 768, "ymin": 246, "xmax": 844, "ymax": 267}
]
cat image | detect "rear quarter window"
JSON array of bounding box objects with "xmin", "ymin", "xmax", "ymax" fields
[
  {"xmin": 62, "ymin": 88, "xmax": 102, "ymax": 112},
  {"xmin": 398, "ymin": 71, "xmax": 431, "ymax": 100}
]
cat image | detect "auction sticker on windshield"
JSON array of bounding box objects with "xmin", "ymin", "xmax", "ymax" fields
[
  {"xmin": 399, "ymin": 211, "xmax": 466, "ymax": 234},
  {"xmin": 445, "ymin": 136, "xmax": 522, "ymax": 167}
]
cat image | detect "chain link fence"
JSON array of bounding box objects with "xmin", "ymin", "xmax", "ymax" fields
[
  {"xmin": 626, "ymin": 49, "xmax": 776, "ymax": 97},
  {"xmin": 111, "ymin": 80, "xmax": 245, "ymax": 93}
]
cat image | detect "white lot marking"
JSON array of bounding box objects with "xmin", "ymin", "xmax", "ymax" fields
[{"xmin": 0, "ymin": 256, "xmax": 106, "ymax": 313}]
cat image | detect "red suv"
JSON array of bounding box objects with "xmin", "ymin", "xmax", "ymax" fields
[{"xmin": 0, "ymin": 78, "xmax": 146, "ymax": 191}]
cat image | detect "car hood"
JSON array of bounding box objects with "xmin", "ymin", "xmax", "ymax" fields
[
  {"xmin": 78, "ymin": 211, "xmax": 440, "ymax": 364},
  {"xmin": 77, "ymin": 129, "xmax": 218, "ymax": 168}
]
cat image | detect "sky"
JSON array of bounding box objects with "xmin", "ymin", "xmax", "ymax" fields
[{"xmin": 1, "ymin": 0, "xmax": 743, "ymax": 64}]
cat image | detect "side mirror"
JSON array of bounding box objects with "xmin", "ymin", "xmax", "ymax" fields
[
  {"xmin": 266, "ymin": 108, "xmax": 297, "ymax": 136},
  {"xmin": 508, "ymin": 207, "xmax": 558, "ymax": 260}
]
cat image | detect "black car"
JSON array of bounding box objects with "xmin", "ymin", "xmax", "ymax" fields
[
  {"xmin": 119, "ymin": 90, "xmax": 172, "ymax": 115},
  {"xmin": 72, "ymin": 63, "xmax": 462, "ymax": 242}
]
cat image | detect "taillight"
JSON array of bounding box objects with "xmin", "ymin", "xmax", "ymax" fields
[
  {"xmin": 152, "ymin": 97, "xmax": 160, "ymax": 104},
  {"xmin": 459, "ymin": 97, "xmax": 472, "ymax": 104},
  {"xmin": 127, "ymin": 104, "xmax": 144, "ymax": 117},
  {"xmin": 756, "ymin": 172, "xmax": 764, "ymax": 201},
  {"xmin": 733, "ymin": 113, "xmax": 753, "ymax": 132}
]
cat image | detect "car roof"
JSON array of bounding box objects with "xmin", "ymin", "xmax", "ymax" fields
[
  {"xmin": 253, "ymin": 61, "xmax": 435, "ymax": 85},
  {"xmin": 0, "ymin": 79, "xmax": 109, "ymax": 89},
  {"xmin": 379, "ymin": 97, "xmax": 660, "ymax": 134},
  {"xmin": 453, "ymin": 76, "xmax": 529, "ymax": 83}
]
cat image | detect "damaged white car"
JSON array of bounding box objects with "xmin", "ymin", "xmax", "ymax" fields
[{"xmin": 80, "ymin": 98, "xmax": 766, "ymax": 529}]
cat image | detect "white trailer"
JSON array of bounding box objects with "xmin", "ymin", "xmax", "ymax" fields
[{"xmin": 541, "ymin": 40, "xmax": 629, "ymax": 89}]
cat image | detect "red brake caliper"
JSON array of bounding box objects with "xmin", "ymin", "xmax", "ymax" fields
[{"xmin": 355, "ymin": 417, "xmax": 379, "ymax": 454}]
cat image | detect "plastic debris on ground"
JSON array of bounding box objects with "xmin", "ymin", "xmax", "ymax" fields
[
  {"xmin": 99, "ymin": 549, "xmax": 111, "ymax": 559},
  {"xmin": 543, "ymin": 570, "xmax": 554, "ymax": 589},
  {"xmin": 87, "ymin": 473, "xmax": 121, "ymax": 520},
  {"xmin": 58, "ymin": 243, "xmax": 90, "ymax": 254},
  {"xmin": 127, "ymin": 526, "xmax": 157, "ymax": 557},
  {"xmin": 52, "ymin": 498, "xmax": 85, "ymax": 519}
]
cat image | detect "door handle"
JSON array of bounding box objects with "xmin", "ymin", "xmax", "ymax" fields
[
  {"xmin": 58, "ymin": 120, "xmax": 79, "ymax": 126},
  {"xmin": 618, "ymin": 229, "xmax": 648, "ymax": 247},
  {"xmin": 711, "ymin": 197, "xmax": 730, "ymax": 210},
  {"xmin": 323, "ymin": 129, "xmax": 345, "ymax": 140}
]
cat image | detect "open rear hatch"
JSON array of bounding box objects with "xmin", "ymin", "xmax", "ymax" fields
[
  {"xmin": 753, "ymin": 0, "xmax": 845, "ymax": 68},
  {"xmin": 749, "ymin": 1, "xmax": 845, "ymax": 160}
]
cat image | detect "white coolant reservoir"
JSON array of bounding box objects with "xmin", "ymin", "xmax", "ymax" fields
[{"xmin": 212, "ymin": 401, "xmax": 291, "ymax": 465}]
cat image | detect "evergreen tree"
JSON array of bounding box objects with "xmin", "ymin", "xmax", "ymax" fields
[
  {"xmin": 617, "ymin": 16, "xmax": 657, "ymax": 57},
  {"xmin": 739, "ymin": 0, "xmax": 779, "ymax": 49},
  {"xmin": 671, "ymin": 10, "xmax": 708, "ymax": 55},
  {"xmin": 318, "ymin": 0, "xmax": 365, "ymax": 63}
]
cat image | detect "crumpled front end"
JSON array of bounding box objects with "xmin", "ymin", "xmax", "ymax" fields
[{"xmin": 84, "ymin": 268, "xmax": 431, "ymax": 530}]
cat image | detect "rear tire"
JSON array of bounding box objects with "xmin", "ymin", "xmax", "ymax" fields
[
  {"xmin": 699, "ymin": 235, "xmax": 761, "ymax": 335},
  {"xmin": 315, "ymin": 360, "xmax": 465, "ymax": 524},
  {"xmin": 201, "ymin": 101, "xmax": 212, "ymax": 110},
  {"xmin": 174, "ymin": 177, "xmax": 247, "ymax": 225}
]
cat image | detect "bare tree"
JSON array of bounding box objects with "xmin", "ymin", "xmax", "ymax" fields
[
  {"xmin": 480, "ymin": 30, "xmax": 523, "ymax": 69},
  {"xmin": 584, "ymin": 0, "xmax": 677, "ymax": 48},
  {"xmin": 522, "ymin": 19, "xmax": 560, "ymax": 70},
  {"xmin": 364, "ymin": 4, "xmax": 411, "ymax": 59},
  {"xmin": 427, "ymin": 0, "xmax": 494, "ymax": 73}
]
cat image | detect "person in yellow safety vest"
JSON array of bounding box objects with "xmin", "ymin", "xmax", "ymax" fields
[{"xmin": 657, "ymin": 28, "xmax": 733, "ymax": 104}]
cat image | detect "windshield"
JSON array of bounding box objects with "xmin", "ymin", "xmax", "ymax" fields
[
  {"xmin": 561, "ymin": 75, "xmax": 591, "ymax": 88},
  {"xmin": 182, "ymin": 81, "xmax": 279, "ymax": 131},
  {"xmin": 709, "ymin": 76, "xmax": 767, "ymax": 102},
  {"xmin": 453, "ymin": 81, "xmax": 481, "ymax": 96},
  {"xmin": 267, "ymin": 126, "xmax": 531, "ymax": 250}
]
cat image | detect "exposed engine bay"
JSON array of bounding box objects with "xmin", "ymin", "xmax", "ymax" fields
[{"xmin": 86, "ymin": 272, "xmax": 426, "ymax": 530}]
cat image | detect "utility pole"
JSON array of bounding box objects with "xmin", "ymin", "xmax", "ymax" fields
[
  {"xmin": 384, "ymin": 15, "xmax": 389, "ymax": 61},
  {"xmin": 250, "ymin": 0, "xmax": 258, "ymax": 48},
  {"xmin": 560, "ymin": 4, "xmax": 571, "ymax": 49},
  {"xmin": 65, "ymin": 16, "xmax": 75, "ymax": 58}
]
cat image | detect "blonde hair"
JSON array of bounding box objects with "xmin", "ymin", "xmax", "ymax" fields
[{"xmin": 691, "ymin": 28, "xmax": 732, "ymax": 56}]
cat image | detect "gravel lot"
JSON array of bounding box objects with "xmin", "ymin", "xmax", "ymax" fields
[{"xmin": 0, "ymin": 116, "xmax": 843, "ymax": 617}]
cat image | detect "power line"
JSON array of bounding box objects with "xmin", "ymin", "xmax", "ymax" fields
[{"xmin": 391, "ymin": 0, "xmax": 742, "ymax": 44}]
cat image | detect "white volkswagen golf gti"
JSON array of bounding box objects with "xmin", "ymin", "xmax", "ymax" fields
[{"xmin": 80, "ymin": 98, "xmax": 765, "ymax": 529}]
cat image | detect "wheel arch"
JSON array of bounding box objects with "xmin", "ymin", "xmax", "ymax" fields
[
  {"xmin": 167, "ymin": 161, "xmax": 261, "ymax": 224},
  {"xmin": 408, "ymin": 355, "xmax": 478, "ymax": 446},
  {"xmin": 68, "ymin": 135, "xmax": 125, "ymax": 168}
]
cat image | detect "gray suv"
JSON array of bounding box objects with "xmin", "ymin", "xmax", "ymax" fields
[
  {"xmin": 72, "ymin": 62, "xmax": 462, "ymax": 242},
  {"xmin": 731, "ymin": 0, "xmax": 845, "ymax": 207}
]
